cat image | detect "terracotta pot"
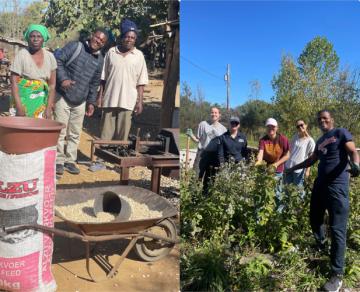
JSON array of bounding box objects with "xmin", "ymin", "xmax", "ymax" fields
[{"xmin": 0, "ymin": 116, "xmax": 65, "ymax": 154}]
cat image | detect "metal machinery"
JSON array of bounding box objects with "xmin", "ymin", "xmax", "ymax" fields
[{"xmin": 90, "ymin": 128, "xmax": 179, "ymax": 194}]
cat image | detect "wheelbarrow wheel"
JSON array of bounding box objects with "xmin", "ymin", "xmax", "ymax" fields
[{"xmin": 135, "ymin": 218, "xmax": 177, "ymax": 262}]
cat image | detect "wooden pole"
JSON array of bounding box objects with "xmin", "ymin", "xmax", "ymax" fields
[
  {"xmin": 185, "ymin": 136, "xmax": 190, "ymax": 172},
  {"xmin": 160, "ymin": 0, "xmax": 179, "ymax": 128}
]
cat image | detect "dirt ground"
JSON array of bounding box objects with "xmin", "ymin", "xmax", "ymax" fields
[
  {"xmin": 54, "ymin": 78, "xmax": 180, "ymax": 292},
  {"xmin": 0, "ymin": 76, "xmax": 181, "ymax": 292},
  {"xmin": 52, "ymin": 215, "xmax": 179, "ymax": 292}
]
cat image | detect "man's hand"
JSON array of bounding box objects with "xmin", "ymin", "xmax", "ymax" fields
[
  {"xmin": 348, "ymin": 162, "xmax": 360, "ymax": 177},
  {"xmin": 134, "ymin": 101, "xmax": 143, "ymax": 115},
  {"xmin": 85, "ymin": 104, "xmax": 95, "ymax": 117},
  {"xmin": 61, "ymin": 80, "xmax": 75, "ymax": 90},
  {"xmin": 186, "ymin": 128, "xmax": 193, "ymax": 137}
]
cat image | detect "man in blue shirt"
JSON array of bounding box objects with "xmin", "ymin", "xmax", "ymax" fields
[{"xmin": 286, "ymin": 109, "xmax": 360, "ymax": 292}]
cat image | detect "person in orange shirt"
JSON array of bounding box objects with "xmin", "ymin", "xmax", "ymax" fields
[{"xmin": 256, "ymin": 118, "xmax": 290, "ymax": 208}]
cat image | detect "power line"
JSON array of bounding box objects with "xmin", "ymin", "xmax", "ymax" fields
[{"xmin": 181, "ymin": 55, "xmax": 224, "ymax": 81}]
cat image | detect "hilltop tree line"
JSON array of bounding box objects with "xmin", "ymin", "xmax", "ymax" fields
[{"xmin": 181, "ymin": 36, "xmax": 360, "ymax": 143}]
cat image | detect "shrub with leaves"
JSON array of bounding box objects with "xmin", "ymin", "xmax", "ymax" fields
[{"xmin": 181, "ymin": 160, "xmax": 360, "ymax": 290}]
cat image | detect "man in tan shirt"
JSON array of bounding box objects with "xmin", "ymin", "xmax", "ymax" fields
[{"xmin": 89, "ymin": 19, "xmax": 148, "ymax": 172}]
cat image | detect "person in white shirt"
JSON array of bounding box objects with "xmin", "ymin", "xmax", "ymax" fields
[
  {"xmin": 89, "ymin": 19, "xmax": 148, "ymax": 172},
  {"xmin": 186, "ymin": 107, "xmax": 227, "ymax": 177},
  {"xmin": 284, "ymin": 119, "xmax": 315, "ymax": 188}
]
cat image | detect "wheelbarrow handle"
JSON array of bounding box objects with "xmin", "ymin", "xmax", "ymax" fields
[
  {"xmin": 1, "ymin": 224, "xmax": 88, "ymax": 241},
  {"xmin": 0, "ymin": 224, "xmax": 179, "ymax": 244},
  {"xmin": 0, "ymin": 224, "xmax": 136, "ymax": 242}
]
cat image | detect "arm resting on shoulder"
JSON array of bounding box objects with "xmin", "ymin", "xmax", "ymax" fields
[{"xmin": 286, "ymin": 152, "xmax": 318, "ymax": 173}]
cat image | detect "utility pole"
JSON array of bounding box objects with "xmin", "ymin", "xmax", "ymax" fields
[{"xmin": 224, "ymin": 64, "xmax": 230, "ymax": 111}]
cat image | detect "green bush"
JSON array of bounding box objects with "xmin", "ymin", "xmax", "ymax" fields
[{"xmin": 181, "ymin": 160, "xmax": 360, "ymax": 291}]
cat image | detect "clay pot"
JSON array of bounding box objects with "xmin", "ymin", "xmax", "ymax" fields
[{"xmin": 0, "ymin": 117, "xmax": 65, "ymax": 154}]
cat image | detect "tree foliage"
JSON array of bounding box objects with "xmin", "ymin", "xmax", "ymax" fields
[
  {"xmin": 44, "ymin": 0, "xmax": 168, "ymax": 41},
  {"xmin": 235, "ymin": 99, "xmax": 274, "ymax": 139},
  {"xmin": 0, "ymin": 1, "xmax": 48, "ymax": 39},
  {"xmin": 332, "ymin": 69, "xmax": 360, "ymax": 134},
  {"xmin": 180, "ymin": 82, "xmax": 220, "ymax": 132},
  {"xmin": 272, "ymin": 36, "xmax": 360, "ymax": 138},
  {"xmin": 22, "ymin": 1, "xmax": 48, "ymax": 29}
]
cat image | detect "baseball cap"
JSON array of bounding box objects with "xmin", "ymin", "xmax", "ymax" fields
[
  {"xmin": 265, "ymin": 118, "xmax": 278, "ymax": 127},
  {"xmin": 230, "ymin": 116, "xmax": 240, "ymax": 123}
]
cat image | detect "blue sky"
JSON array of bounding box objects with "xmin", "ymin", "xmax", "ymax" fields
[{"xmin": 180, "ymin": 0, "xmax": 360, "ymax": 108}]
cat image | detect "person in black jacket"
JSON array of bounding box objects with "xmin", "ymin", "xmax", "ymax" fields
[
  {"xmin": 218, "ymin": 116, "xmax": 248, "ymax": 164},
  {"xmin": 54, "ymin": 28, "xmax": 108, "ymax": 176}
]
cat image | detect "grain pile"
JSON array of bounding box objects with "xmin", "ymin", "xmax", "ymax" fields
[
  {"xmin": 55, "ymin": 195, "xmax": 163, "ymax": 223},
  {"xmin": 118, "ymin": 195, "xmax": 163, "ymax": 220},
  {"xmin": 55, "ymin": 200, "xmax": 116, "ymax": 223}
]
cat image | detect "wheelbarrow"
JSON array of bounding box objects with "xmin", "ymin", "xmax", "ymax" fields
[{"xmin": 0, "ymin": 185, "xmax": 178, "ymax": 282}]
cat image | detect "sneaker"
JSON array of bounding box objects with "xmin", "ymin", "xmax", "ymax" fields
[
  {"xmin": 64, "ymin": 162, "xmax": 80, "ymax": 175},
  {"xmin": 56, "ymin": 164, "xmax": 64, "ymax": 175},
  {"xmin": 323, "ymin": 274, "xmax": 343, "ymax": 292},
  {"xmin": 88, "ymin": 162, "xmax": 106, "ymax": 172}
]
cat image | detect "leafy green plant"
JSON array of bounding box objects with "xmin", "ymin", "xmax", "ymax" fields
[{"xmin": 181, "ymin": 160, "xmax": 360, "ymax": 290}]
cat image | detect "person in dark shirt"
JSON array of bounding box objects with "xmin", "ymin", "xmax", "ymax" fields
[
  {"xmin": 218, "ymin": 116, "xmax": 248, "ymax": 164},
  {"xmin": 54, "ymin": 28, "xmax": 108, "ymax": 176},
  {"xmin": 286, "ymin": 109, "xmax": 360, "ymax": 292}
]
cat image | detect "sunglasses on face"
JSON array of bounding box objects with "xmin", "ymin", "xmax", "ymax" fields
[
  {"xmin": 296, "ymin": 124, "xmax": 305, "ymax": 129},
  {"xmin": 230, "ymin": 122, "xmax": 239, "ymax": 126}
]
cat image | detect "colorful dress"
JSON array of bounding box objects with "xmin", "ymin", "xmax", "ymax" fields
[
  {"xmin": 16, "ymin": 78, "xmax": 48, "ymax": 118},
  {"xmin": 10, "ymin": 48, "xmax": 57, "ymax": 118}
]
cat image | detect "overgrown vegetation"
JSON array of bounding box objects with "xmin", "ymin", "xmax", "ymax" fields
[{"xmin": 181, "ymin": 160, "xmax": 360, "ymax": 290}]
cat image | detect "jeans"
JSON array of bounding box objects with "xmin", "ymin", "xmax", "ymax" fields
[
  {"xmin": 284, "ymin": 169, "xmax": 305, "ymax": 198},
  {"xmin": 198, "ymin": 152, "xmax": 218, "ymax": 196},
  {"xmin": 310, "ymin": 179, "xmax": 349, "ymax": 275},
  {"xmin": 274, "ymin": 172, "xmax": 283, "ymax": 211}
]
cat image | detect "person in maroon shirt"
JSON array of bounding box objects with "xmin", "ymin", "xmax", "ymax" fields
[
  {"xmin": 256, "ymin": 118, "xmax": 290, "ymax": 173},
  {"xmin": 256, "ymin": 118, "xmax": 290, "ymax": 209}
]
